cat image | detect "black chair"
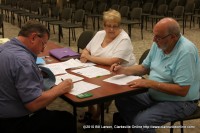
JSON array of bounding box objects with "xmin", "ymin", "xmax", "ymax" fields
[
  {"xmin": 119, "ymin": 6, "xmax": 130, "ymax": 20},
  {"xmin": 83, "ymin": 1, "xmax": 94, "ymax": 29},
  {"xmin": 121, "ymin": 7, "xmax": 143, "ymax": 39},
  {"xmin": 184, "ymin": 2, "xmax": 195, "ymax": 28},
  {"xmin": 77, "ymin": 30, "xmax": 95, "ymax": 53},
  {"xmin": 40, "ymin": 6, "xmax": 60, "ymax": 29},
  {"xmin": 61, "ymin": 9, "xmax": 85, "ymax": 46},
  {"xmin": 172, "ymin": 5, "xmax": 185, "ymax": 34},
  {"xmin": 0, "ymin": 14, "xmax": 4, "ymax": 38},
  {"xmin": 88, "ymin": 2, "xmax": 107, "ymax": 30},
  {"xmin": 170, "ymin": 101, "xmax": 200, "ymax": 133},
  {"xmin": 148, "ymin": 4, "xmax": 168, "ymax": 29},
  {"xmin": 142, "ymin": 2, "xmax": 153, "ymax": 30},
  {"xmin": 168, "ymin": 0, "xmax": 179, "ymax": 16},
  {"xmin": 48, "ymin": 8, "xmax": 72, "ymax": 43}
]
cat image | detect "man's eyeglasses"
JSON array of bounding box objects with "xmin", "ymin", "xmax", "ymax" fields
[
  {"xmin": 153, "ymin": 34, "xmax": 171, "ymax": 42},
  {"xmin": 104, "ymin": 24, "xmax": 119, "ymax": 30},
  {"xmin": 36, "ymin": 34, "xmax": 47, "ymax": 48}
]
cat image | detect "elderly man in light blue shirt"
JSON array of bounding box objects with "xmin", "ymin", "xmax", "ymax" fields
[{"xmin": 111, "ymin": 17, "xmax": 200, "ymax": 133}]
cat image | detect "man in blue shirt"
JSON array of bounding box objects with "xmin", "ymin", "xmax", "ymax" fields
[
  {"xmin": 111, "ymin": 17, "xmax": 200, "ymax": 133},
  {"xmin": 0, "ymin": 20, "xmax": 75, "ymax": 133}
]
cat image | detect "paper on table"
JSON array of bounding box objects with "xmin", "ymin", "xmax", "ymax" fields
[
  {"xmin": 103, "ymin": 74, "xmax": 141, "ymax": 85},
  {"xmin": 69, "ymin": 81, "xmax": 100, "ymax": 95},
  {"xmin": 55, "ymin": 73, "xmax": 84, "ymax": 85},
  {"xmin": 42, "ymin": 63, "xmax": 67, "ymax": 75},
  {"xmin": 61, "ymin": 58, "xmax": 95, "ymax": 69},
  {"xmin": 72, "ymin": 66, "xmax": 110, "ymax": 78}
]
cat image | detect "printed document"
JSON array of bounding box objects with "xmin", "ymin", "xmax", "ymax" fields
[
  {"xmin": 43, "ymin": 63, "xmax": 67, "ymax": 75},
  {"xmin": 55, "ymin": 73, "xmax": 84, "ymax": 85},
  {"xmin": 61, "ymin": 59, "xmax": 95, "ymax": 69},
  {"xmin": 104, "ymin": 74, "xmax": 141, "ymax": 85},
  {"xmin": 72, "ymin": 66, "xmax": 111, "ymax": 78},
  {"xmin": 70, "ymin": 81, "xmax": 100, "ymax": 95}
]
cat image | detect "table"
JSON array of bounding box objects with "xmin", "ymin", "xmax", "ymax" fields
[{"xmin": 39, "ymin": 41, "xmax": 147, "ymax": 133}]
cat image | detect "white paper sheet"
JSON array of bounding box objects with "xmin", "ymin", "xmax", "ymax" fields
[
  {"xmin": 55, "ymin": 73, "xmax": 84, "ymax": 85},
  {"xmin": 61, "ymin": 59, "xmax": 96, "ymax": 69},
  {"xmin": 71, "ymin": 66, "xmax": 111, "ymax": 78},
  {"xmin": 104, "ymin": 74, "xmax": 141, "ymax": 85},
  {"xmin": 69, "ymin": 81, "xmax": 100, "ymax": 95},
  {"xmin": 42, "ymin": 63, "xmax": 67, "ymax": 75}
]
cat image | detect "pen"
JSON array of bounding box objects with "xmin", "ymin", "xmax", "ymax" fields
[{"xmin": 113, "ymin": 62, "xmax": 120, "ymax": 72}]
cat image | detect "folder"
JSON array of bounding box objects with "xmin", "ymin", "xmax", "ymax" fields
[{"xmin": 49, "ymin": 47, "xmax": 80, "ymax": 61}]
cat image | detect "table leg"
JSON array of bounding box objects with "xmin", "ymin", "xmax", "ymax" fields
[
  {"xmin": 100, "ymin": 103, "xmax": 104, "ymax": 133},
  {"xmin": 73, "ymin": 106, "xmax": 77, "ymax": 133}
]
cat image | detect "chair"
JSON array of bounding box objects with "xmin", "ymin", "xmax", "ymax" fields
[
  {"xmin": 148, "ymin": 4, "xmax": 168, "ymax": 29},
  {"xmin": 130, "ymin": 1, "xmax": 140, "ymax": 11},
  {"xmin": 29, "ymin": 4, "xmax": 49, "ymax": 21},
  {"xmin": 0, "ymin": 14, "xmax": 4, "ymax": 38},
  {"xmin": 168, "ymin": 0, "xmax": 179, "ymax": 16},
  {"xmin": 184, "ymin": 2, "xmax": 195, "ymax": 28},
  {"xmin": 83, "ymin": 1, "xmax": 94, "ymax": 29},
  {"xmin": 172, "ymin": 6, "xmax": 185, "ymax": 34},
  {"xmin": 77, "ymin": 30, "xmax": 95, "ymax": 53},
  {"xmin": 139, "ymin": 49, "xmax": 150, "ymax": 64},
  {"xmin": 40, "ymin": 6, "xmax": 60, "ymax": 28},
  {"xmin": 142, "ymin": 2, "xmax": 153, "ymax": 30},
  {"xmin": 170, "ymin": 101, "xmax": 200, "ymax": 133},
  {"xmin": 152, "ymin": 0, "xmax": 166, "ymax": 15},
  {"xmin": 121, "ymin": 7, "xmax": 143, "ymax": 39},
  {"xmin": 18, "ymin": 2, "xmax": 41, "ymax": 24},
  {"xmin": 61, "ymin": 9, "xmax": 85, "ymax": 46},
  {"xmin": 88, "ymin": 2, "xmax": 107, "ymax": 30},
  {"xmin": 48, "ymin": 8, "xmax": 72, "ymax": 43},
  {"xmin": 119, "ymin": 6, "xmax": 130, "ymax": 20}
]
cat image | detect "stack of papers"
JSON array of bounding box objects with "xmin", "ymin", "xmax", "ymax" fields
[
  {"xmin": 70, "ymin": 81, "xmax": 100, "ymax": 95},
  {"xmin": 104, "ymin": 74, "xmax": 141, "ymax": 85},
  {"xmin": 72, "ymin": 66, "xmax": 111, "ymax": 78}
]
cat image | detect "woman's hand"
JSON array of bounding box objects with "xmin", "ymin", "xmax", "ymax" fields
[{"xmin": 80, "ymin": 49, "xmax": 90, "ymax": 63}]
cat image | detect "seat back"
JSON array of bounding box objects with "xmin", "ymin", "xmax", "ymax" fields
[
  {"xmin": 130, "ymin": 7, "xmax": 142, "ymax": 21},
  {"xmin": 60, "ymin": 8, "xmax": 72, "ymax": 21},
  {"xmin": 77, "ymin": 31, "xmax": 94, "ymax": 53},
  {"xmin": 139, "ymin": 49, "xmax": 150, "ymax": 64},
  {"xmin": 142, "ymin": 2, "xmax": 153, "ymax": 14},
  {"xmin": 73, "ymin": 9, "xmax": 85, "ymax": 23},
  {"xmin": 97, "ymin": 2, "xmax": 107, "ymax": 14},
  {"xmin": 185, "ymin": 2, "xmax": 195, "ymax": 14},
  {"xmin": 110, "ymin": 4, "xmax": 120, "ymax": 11},
  {"xmin": 173, "ymin": 5, "xmax": 184, "ymax": 17},
  {"xmin": 119, "ymin": 6, "xmax": 129, "ymax": 19},
  {"xmin": 84, "ymin": 1, "xmax": 93, "ymax": 13},
  {"xmin": 156, "ymin": 4, "xmax": 168, "ymax": 16},
  {"xmin": 130, "ymin": 1, "xmax": 140, "ymax": 10},
  {"xmin": 40, "ymin": 4, "xmax": 49, "ymax": 17}
]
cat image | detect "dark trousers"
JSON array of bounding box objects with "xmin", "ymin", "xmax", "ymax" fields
[{"xmin": 0, "ymin": 109, "xmax": 75, "ymax": 133}]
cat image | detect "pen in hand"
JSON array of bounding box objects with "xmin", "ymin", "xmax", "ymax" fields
[{"xmin": 112, "ymin": 62, "xmax": 120, "ymax": 72}]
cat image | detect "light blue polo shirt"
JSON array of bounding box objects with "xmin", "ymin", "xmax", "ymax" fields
[{"xmin": 142, "ymin": 36, "xmax": 200, "ymax": 101}]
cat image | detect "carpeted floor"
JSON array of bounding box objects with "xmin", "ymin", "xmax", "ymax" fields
[{"xmin": 2, "ymin": 16, "xmax": 200, "ymax": 133}]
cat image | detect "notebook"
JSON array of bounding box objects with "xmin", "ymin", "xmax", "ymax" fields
[{"xmin": 49, "ymin": 47, "xmax": 80, "ymax": 61}]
